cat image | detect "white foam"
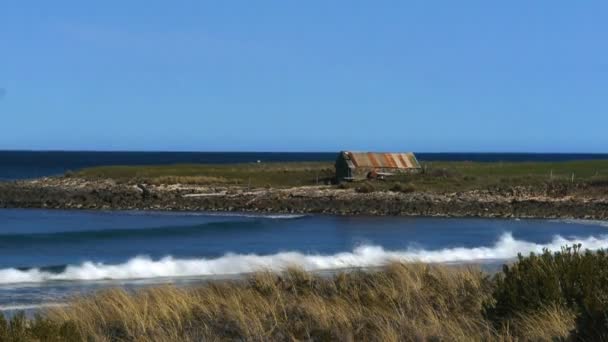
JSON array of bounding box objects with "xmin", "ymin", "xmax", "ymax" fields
[
  {"xmin": 122, "ymin": 211, "xmax": 306, "ymax": 220},
  {"xmin": 0, "ymin": 303, "xmax": 66, "ymax": 312},
  {"xmin": 1, "ymin": 233, "xmax": 607, "ymax": 285}
]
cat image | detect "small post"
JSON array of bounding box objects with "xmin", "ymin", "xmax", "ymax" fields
[
  {"xmin": 571, "ymin": 173, "xmax": 575, "ymax": 183},
  {"xmin": 550, "ymin": 169, "xmax": 553, "ymax": 181}
]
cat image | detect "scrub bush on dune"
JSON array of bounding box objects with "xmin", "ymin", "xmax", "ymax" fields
[
  {"xmin": 488, "ymin": 245, "xmax": 608, "ymax": 341},
  {"xmin": 355, "ymin": 182, "xmax": 376, "ymax": 193},
  {"xmin": 390, "ymin": 182, "xmax": 416, "ymax": 193}
]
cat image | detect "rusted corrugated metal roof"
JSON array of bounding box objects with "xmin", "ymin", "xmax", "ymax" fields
[{"xmin": 342, "ymin": 151, "xmax": 420, "ymax": 169}]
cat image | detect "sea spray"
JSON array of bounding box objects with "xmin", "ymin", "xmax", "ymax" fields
[{"xmin": 1, "ymin": 233, "xmax": 608, "ymax": 285}]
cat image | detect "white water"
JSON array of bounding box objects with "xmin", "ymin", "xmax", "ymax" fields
[
  {"xmin": 1, "ymin": 233, "xmax": 607, "ymax": 285},
  {"xmin": 121, "ymin": 211, "xmax": 307, "ymax": 220},
  {"xmin": 0, "ymin": 303, "xmax": 66, "ymax": 312}
]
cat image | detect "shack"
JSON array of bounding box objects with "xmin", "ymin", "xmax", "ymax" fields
[{"xmin": 335, "ymin": 151, "xmax": 421, "ymax": 182}]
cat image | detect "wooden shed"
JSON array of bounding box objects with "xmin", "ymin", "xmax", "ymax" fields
[{"xmin": 335, "ymin": 151, "xmax": 421, "ymax": 182}]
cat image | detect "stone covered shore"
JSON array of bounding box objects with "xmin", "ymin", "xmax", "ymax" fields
[{"xmin": 1, "ymin": 177, "xmax": 607, "ymax": 219}]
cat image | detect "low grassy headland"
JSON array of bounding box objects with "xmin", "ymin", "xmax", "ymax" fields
[
  {"xmin": 343, "ymin": 159, "xmax": 608, "ymax": 195},
  {"xmin": 3, "ymin": 247, "xmax": 608, "ymax": 341},
  {"xmin": 71, "ymin": 159, "xmax": 608, "ymax": 193},
  {"xmin": 73, "ymin": 162, "xmax": 336, "ymax": 188},
  {"xmin": 1, "ymin": 159, "xmax": 608, "ymax": 218}
]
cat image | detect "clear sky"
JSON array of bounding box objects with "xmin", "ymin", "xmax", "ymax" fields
[{"xmin": 1, "ymin": 1, "xmax": 607, "ymax": 152}]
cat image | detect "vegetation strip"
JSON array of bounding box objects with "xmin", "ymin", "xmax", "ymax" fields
[{"xmin": 1, "ymin": 160, "xmax": 607, "ymax": 219}]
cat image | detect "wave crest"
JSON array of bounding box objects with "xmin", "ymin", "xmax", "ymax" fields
[{"xmin": 1, "ymin": 233, "xmax": 607, "ymax": 285}]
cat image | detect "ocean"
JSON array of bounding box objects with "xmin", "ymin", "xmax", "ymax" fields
[
  {"xmin": 2, "ymin": 151, "xmax": 608, "ymax": 180},
  {"xmin": 1, "ymin": 208, "xmax": 608, "ymax": 315}
]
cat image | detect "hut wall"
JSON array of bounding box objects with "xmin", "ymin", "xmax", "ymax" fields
[{"xmin": 335, "ymin": 155, "xmax": 352, "ymax": 182}]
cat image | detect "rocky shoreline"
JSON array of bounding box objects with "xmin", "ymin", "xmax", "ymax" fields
[{"xmin": 1, "ymin": 177, "xmax": 607, "ymax": 220}]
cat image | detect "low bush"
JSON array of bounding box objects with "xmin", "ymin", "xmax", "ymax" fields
[
  {"xmin": 588, "ymin": 176, "xmax": 608, "ymax": 187},
  {"xmin": 488, "ymin": 245, "xmax": 608, "ymax": 341},
  {"xmin": 426, "ymin": 167, "xmax": 460, "ymax": 178},
  {"xmin": 354, "ymin": 182, "xmax": 375, "ymax": 193},
  {"xmin": 390, "ymin": 182, "xmax": 416, "ymax": 193}
]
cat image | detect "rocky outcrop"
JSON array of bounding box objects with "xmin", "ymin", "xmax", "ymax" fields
[{"xmin": 0, "ymin": 177, "xmax": 607, "ymax": 219}]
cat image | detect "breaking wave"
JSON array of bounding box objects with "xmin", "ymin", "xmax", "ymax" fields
[{"xmin": 1, "ymin": 233, "xmax": 607, "ymax": 285}]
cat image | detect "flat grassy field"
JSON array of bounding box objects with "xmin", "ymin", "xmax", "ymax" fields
[
  {"xmin": 73, "ymin": 159, "xmax": 608, "ymax": 192},
  {"xmin": 75, "ymin": 162, "xmax": 336, "ymax": 188},
  {"xmin": 391, "ymin": 159, "xmax": 608, "ymax": 192}
]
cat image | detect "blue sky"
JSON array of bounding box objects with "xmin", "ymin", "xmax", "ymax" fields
[{"xmin": 1, "ymin": 1, "xmax": 607, "ymax": 152}]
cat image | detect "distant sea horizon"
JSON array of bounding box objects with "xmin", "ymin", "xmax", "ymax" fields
[{"xmin": 1, "ymin": 150, "xmax": 608, "ymax": 181}]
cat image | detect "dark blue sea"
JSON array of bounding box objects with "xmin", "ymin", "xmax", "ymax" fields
[
  {"xmin": 2, "ymin": 151, "xmax": 608, "ymax": 180},
  {"xmin": 1, "ymin": 208, "xmax": 608, "ymax": 315}
]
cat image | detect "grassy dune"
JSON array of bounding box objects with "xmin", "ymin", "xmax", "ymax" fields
[
  {"xmin": 73, "ymin": 159, "xmax": 608, "ymax": 192},
  {"xmin": 3, "ymin": 247, "xmax": 608, "ymax": 341}
]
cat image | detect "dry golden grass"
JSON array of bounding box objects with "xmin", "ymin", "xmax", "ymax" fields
[
  {"xmin": 506, "ymin": 305, "xmax": 576, "ymax": 341},
  {"xmin": 40, "ymin": 264, "xmax": 516, "ymax": 341},
  {"xmin": 3, "ymin": 263, "xmax": 579, "ymax": 341}
]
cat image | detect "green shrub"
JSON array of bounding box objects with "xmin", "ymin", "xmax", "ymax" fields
[
  {"xmin": 426, "ymin": 168, "xmax": 460, "ymax": 178},
  {"xmin": 488, "ymin": 245, "xmax": 608, "ymax": 340},
  {"xmin": 390, "ymin": 182, "xmax": 416, "ymax": 193},
  {"xmin": 355, "ymin": 182, "xmax": 375, "ymax": 193}
]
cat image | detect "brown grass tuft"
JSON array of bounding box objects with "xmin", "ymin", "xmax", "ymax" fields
[{"xmin": 506, "ymin": 305, "xmax": 575, "ymax": 340}]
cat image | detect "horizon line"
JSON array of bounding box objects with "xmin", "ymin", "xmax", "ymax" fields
[{"xmin": 1, "ymin": 149, "xmax": 607, "ymax": 155}]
